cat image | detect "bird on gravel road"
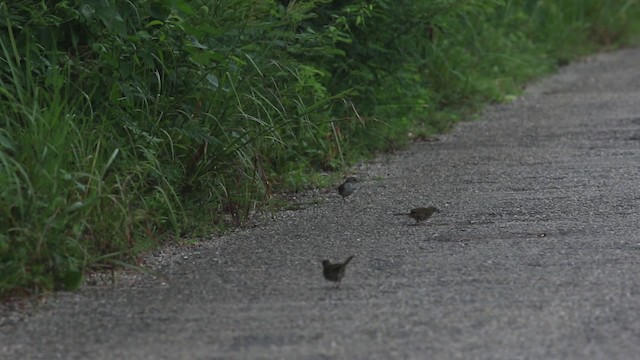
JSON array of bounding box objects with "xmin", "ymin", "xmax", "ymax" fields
[
  {"xmin": 394, "ymin": 206, "xmax": 440, "ymax": 224},
  {"xmin": 322, "ymin": 255, "xmax": 355, "ymax": 288},
  {"xmin": 337, "ymin": 177, "xmax": 358, "ymax": 201}
]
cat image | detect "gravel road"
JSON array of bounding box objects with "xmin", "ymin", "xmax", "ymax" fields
[{"xmin": 2, "ymin": 46, "xmax": 640, "ymax": 360}]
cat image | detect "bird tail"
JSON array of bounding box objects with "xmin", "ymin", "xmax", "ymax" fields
[{"xmin": 343, "ymin": 255, "xmax": 355, "ymax": 265}]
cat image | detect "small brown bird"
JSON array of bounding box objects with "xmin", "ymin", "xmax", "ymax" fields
[
  {"xmin": 394, "ymin": 206, "xmax": 440, "ymax": 224},
  {"xmin": 322, "ymin": 255, "xmax": 355, "ymax": 288},
  {"xmin": 337, "ymin": 177, "xmax": 358, "ymax": 201}
]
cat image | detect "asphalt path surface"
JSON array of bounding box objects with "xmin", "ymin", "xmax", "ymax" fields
[{"xmin": 2, "ymin": 47, "xmax": 640, "ymax": 359}]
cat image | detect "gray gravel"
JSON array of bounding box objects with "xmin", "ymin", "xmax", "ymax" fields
[{"xmin": 3, "ymin": 46, "xmax": 640, "ymax": 360}]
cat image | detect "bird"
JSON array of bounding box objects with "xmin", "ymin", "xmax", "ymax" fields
[
  {"xmin": 394, "ymin": 206, "xmax": 440, "ymax": 224},
  {"xmin": 337, "ymin": 177, "xmax": 358, "ymax": 201},
  {"xmin": 322, "ymin": 255, "xmax": 355, "ymax": 288}
]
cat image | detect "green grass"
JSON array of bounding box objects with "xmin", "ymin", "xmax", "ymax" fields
[{"xmin": 1, "ymin": 0, "xmax": 640, "ymax": 297}]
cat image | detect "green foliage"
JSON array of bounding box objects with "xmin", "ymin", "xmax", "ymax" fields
[{"xmin": 1, "ymin": 0, "xmax": 639, "ymax": 296}]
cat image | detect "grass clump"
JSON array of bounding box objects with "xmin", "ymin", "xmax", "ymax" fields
[{"xmin": 1, "ymin": 0, "xmax": 640, "ymax": 296}]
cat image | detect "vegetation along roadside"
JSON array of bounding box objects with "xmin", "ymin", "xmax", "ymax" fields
[{"xmin": 1, "ymin": 0, "xmax": 639, "ymax": 297}]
